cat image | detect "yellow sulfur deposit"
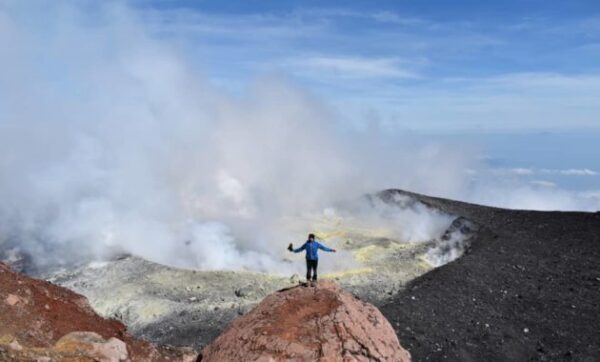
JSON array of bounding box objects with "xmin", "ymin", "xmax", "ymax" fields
[{"xmin": 321, "ymin": 267, "xmax": 374, "ymax": 279}]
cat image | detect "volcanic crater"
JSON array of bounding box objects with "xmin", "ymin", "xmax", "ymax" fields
[{"xmin": 2, "ymin": 189, "xmax": 599, "ymax": 361}]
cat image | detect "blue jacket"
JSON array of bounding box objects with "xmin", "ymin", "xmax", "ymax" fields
[{"xmin": 293, "ymin": 240, "xmax": 334, "ymax": 260}]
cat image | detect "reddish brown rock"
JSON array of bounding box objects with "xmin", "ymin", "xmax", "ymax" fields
[
  {"xmin": 0, "ymin": 262, "xmax": 197, "ymax": 361},
  {"xmin": 200, "ymin": 280, "xmax": 410, "ymax": 362}
]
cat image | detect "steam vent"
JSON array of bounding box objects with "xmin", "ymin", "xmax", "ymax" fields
[{"xmin": 200, "ymin": 280, "xmax": 410, "ymax": 362}]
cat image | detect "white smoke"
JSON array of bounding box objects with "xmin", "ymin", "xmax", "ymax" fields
[
  {"xmin": 327, "ymin": 193, "xmax": 455, "ymax": 243},
  {"xmin": 0, "ymin": 2, "xmax": 598, "ymax": 273}
]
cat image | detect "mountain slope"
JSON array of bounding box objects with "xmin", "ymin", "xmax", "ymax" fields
[
  {"xmin": 379, "ymin": 189, "xmax": 600, "ymax": 361},
  {"xmin": 0, "ymin": 262, "xmax": 196, "ymax": 361}
]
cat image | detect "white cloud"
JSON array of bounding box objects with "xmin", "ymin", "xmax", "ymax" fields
[
  {"xmin": 531, "ymin": 180, "xmax": 557, "ymax": 188},
  {"xmin": 370, "ymin": 11, "xmax": 427, "ymax": 26},
  {"xmin": 468, "ymin": 72, "xmax": 600, "ymax": 90},
  {"xmin": 509, "ymin": 168, "xmax": 535, "ymax": 175},
  {"xmin": 541, "ymin": 168, "xmax": 598, "ymax": 176},
  {"xmin": 134, "ymin": 5, "xmax": 600, "ymax": 132},
  {"xmin": 293, "ymin": 56, "xmax": 417, "ymax": 79},
  {"xmin": 287, "ymin": 8, "xmax": 429, "ymax": 26},
  {"xmin": 558, "ymin": 169, "xmax": 597, "ymax": 176},
  {"xmin": 324, "ymin": 72, "xmax": 600, "ymax": 132},
  {"xmin": 492, "ymin": 167, "xmax": 598, "ymax": 177},
  {"xmin": 580, "ymin": 190, "xmax": 600, "ymax": 200}
]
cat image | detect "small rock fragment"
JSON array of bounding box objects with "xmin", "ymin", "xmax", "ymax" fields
[
  {"xmin": 8, "ymin": 339, "xmax": 23, "ymax": 351},
  {"xmin": 5, "ymin": 294, "xmax": 22, "ymax": 306}
]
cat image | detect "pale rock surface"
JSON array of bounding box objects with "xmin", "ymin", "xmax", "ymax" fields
[{"xmin": 54, "ymin": 332, "xmax": 129, "ymax": 362}]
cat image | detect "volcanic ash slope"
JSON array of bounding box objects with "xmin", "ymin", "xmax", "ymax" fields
[{"xmin": 379, "ymin": 189, "xmax": 600, "ymax": 361}]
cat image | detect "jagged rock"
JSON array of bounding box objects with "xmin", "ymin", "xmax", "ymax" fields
[
  {"xmin": 234, "ymin": 286, "xmax": 253, "ymax": 298},
  {"xmin": 290, "ymin": 273, "xmax": 301, "ymax": 284},
  {"xmin": 1, "ymin": 333, "xmax": 132, "ymax": 362},
  {"xmin": 200, "ymin": 280, "xmax": 410, "ymax": 361},
  {"xmin": 54, "ymin": 332, "xmax": 129, "ymax": 361},
  {"xmin": 0, "ymin": 262, "xmax": 197, "ymax": 361}
]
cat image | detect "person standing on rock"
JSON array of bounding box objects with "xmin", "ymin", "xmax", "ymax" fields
[{"xmin": 288, "ymin": 233, "xmax": 336, "ymax": 283}]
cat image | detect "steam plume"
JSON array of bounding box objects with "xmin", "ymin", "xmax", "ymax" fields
[{"xmin": 0, "ymin": 3, "xmax": 597, "ymax": 273}]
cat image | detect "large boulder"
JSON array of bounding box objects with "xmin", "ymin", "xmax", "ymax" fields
[
  {"xmin": 200, "ymin": 280, "xmax": 410, "ymax": 361},
  {"xmin": 0, "ymin": 262, "xmax": 196, "ymax": 361}
]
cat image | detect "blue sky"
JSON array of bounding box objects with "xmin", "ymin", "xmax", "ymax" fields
[
  {"xmin": 125, "ymin": 0, "xmax": 600, "ymax": 129},
  {"xmin": 125, "ymin": 0, "xmax": 600, "ymax": 189},
  {"xmin": 2, "ymin": 0, "xmax": 599, "ymax": 199}
]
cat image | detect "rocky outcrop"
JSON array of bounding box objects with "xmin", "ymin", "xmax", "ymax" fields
[
  {"xmin": 0, "ymin": 262, "xmax": 197, "ymax": 361},
  {"xmin": 200, "ymin": 280, "xmax": 410, "ymax": 361},
  {"xmin": 0, "ymin": 332, "xmax": 131, "ymax": 361}
]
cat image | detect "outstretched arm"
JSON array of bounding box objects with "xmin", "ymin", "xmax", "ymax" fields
[
  {"xmin": 292, "ymin": 242, "xmax": 307, "ymax": 253},
  {"xmin": 317, "ymin": 241, "xmax": 336, "ymax": 252}
]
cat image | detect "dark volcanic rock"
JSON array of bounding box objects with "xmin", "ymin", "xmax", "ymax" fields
[
  {"xmin": 378, "ymin": 189, "xmax": 600, "ymax": 361},
  {"xmin": 200, "ymin": 280, "xmax": 411, "ymax": 361}
]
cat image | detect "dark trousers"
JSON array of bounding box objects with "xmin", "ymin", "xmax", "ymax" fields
[{"xmin": 306, "ymin": 259, "xmax": 318, "ymax": 281}]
